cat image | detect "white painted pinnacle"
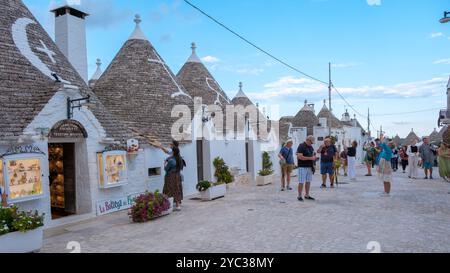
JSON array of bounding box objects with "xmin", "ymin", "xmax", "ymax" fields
[
  {"xmin": 187, "ymin": 42, "xmax": 201, "ymax": 63},
  {"xmin": 128, "ymin": 14, "xmax": 148, "ymax": 41},
  {"xmin": 91, "ymin": 58, "xmax": 103, "ymax": 80},
  {"xmin": 235, "ymin": 82, "xmax": 246, "ymax": 98}
]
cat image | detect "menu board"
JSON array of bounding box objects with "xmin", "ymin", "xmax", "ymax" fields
[{"xmin": 6, "ymin": 158, "xmax": 43, "ymax": 201}]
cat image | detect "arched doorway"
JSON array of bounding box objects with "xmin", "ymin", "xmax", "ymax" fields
[{"xmin": 48, "ymin": 120, "xmax": 88, "ymax": 219}]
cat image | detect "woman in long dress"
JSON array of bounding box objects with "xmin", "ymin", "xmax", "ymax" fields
[
  {"xmin": 438, "ymin": 143, "xmax": 450, "ymax": 182},
  {"xmin": 163, "ymin": 147, "xmax": 184, "ymax": 211}
]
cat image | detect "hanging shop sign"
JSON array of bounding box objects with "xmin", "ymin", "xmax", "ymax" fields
[{"xmin": 49, "ymin": 119, "xmax": 88, "ymax": 139}]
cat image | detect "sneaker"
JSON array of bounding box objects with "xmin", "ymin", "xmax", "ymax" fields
[
  {"xmin": 430, "ymin": 176, "xmax": 433, "ymax": 180},
  {"xmin": 281, "ymin": 188, "xmax": 285, "ymax": 192},
  {"xmin": 286, "ymin": 186, "xmax": 293, "ymax": 191},
  {"xmin": 305, "ymin": 196, "xmax": 315, "ymax": 201},
  {"xmin": 330, "ymin": 184, "xmax": 335, "ymax": 188},
  {"xmin": 365, "ymin": 174, "xmax": 372, "ymax": 177},
  {"xmin": 297, "ymin": 196, "xmax": 304, "ymax": 202},
  {"xmin": 424, "ymin": 177, "xmax": 428, "ymax": 180},
  {"xmin": 320, "ymin": 184, "xmax": 327, "ymax": 189}
]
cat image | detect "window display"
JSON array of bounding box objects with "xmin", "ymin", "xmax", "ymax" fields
[
  {"xmin": 48, "ymin": 145, "xmax": 65, "ymax": 209},
  {"xmin": 97, "ymin": 151, "xmax": 128, "ymax": 188},
  {"xmin": 4, "ymin": 157, "xmax": 44, "ymax": 202}
]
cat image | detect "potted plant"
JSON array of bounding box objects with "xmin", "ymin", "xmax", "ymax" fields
[
  {"xmin": 213, "ymin": 157, "xmax": 234, "ymax": 189},
  {"xmin": 256, "ymin": 152, "xmax": 275, "ymax": 186},
  {"xmin": 0, "ymin": 205, "xmax": 45, "ymax": 253},
  {"xmin": 129, "ymin": 191, "xmax": 173, "ymax": 223},
  {"xmin": 196, "ymin": 180, "xmax": 226, "ymax": 201}
]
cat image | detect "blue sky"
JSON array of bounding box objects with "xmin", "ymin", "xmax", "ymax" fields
[{"xmin": 24, "ymin": 0, "xmax": 449, "ymax": 138}]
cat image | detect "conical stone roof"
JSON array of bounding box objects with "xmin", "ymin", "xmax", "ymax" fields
[
  {"xmin": 0, "ymin": 0, "xmax": 132, "ymax": 141},
  {"xmin": 177, "ymin": 43, "xmax": 230, "ymax": 106},
  {"xmin": 393, "ymin": 135, "xmax": 402, "ymax": 146},
  {"xmin": 317, "ymin": 101, "xmax": 343, "ymax": 129},
  {"xmin": 292, "ymin": 100, "xmax": 319, "ymax": 136},
  {"xmin": 404, "ymin": 129, "xmax": 421, "ymax": 145},
  {"xmin": 231, "ymin": 82, "xmax": 253, "ymax": 107},
  {"xmin": 429, "ymin": 128, "xmax": 440, "ymax": 143},
  {"xmin": 93, "ymin": 15, "xmax": 193, "ymax": 144}
]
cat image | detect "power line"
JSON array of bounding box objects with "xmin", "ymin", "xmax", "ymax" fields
[
  {"xmin": 371, "ymin": 107, "xmax": 442, "ymax": 117},
  {"xmin": 183, "ymin": 0, "xmax": 329, "ymax": 86}
]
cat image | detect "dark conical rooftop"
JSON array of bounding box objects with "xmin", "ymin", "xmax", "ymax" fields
[
  {"xmin": 93, "ymin": 15, "xmax": 193, "ymax": 144},
  {"xmin": 0, "ymin": 0, "xmax": 132, "ymax": 141},
  {"xmin": 231, "ymin": 82, "xmax": 254, "ymax": 107},
  {"xmin": 317, "ymin": 100, "xmax": 343, "ymax": 129},
  {"xmin": 177, "ymin": 43, "xmax": 230, "ymax": 106},
  {"xmin": 404, "ymin": 128, "xmax": 421, "ymax": 144},
  {"xmin": 291, "ymin": 100, "xmax": 319, "ymax": 136}
]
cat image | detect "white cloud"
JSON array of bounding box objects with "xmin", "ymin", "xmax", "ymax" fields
[
  {"xmin": 434, "ymin": 58, "xmax": 450, "ymax": 65},
  {"xmin": 201, "ymin": 56, "xmax": 220, "ymax": 63},
  {"xmin": 248, "ymin": 76, "xmax": 447, "ymax": 101},
  {"xmin": 366, "ymin": 0, "xmax": 381, "ymax": 6},
  {"xmin": 430, "ymin": 32, "xmax": 444, "ymax": 38}
]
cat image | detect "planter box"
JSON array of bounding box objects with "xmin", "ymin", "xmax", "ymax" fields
[
  {"xmin": 200, "ymin": 184, "xmax": 226, "ymax": 201},
  {"xmin": 0, "ymin": 227, "xmax": 43, "ymax": 253},
  {"xmin": 256, "ymin": 174, "xmax": 275, "ymax": 186}
]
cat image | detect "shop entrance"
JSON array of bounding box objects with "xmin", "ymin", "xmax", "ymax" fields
[{"xmin": 48, "ymin": 143, "xmax": 77, "ymax": 219}]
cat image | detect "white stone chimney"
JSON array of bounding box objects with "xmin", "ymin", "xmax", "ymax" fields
[{"xmin": 51, "ymin": 5, "xmax": 89, "ymax": 83}]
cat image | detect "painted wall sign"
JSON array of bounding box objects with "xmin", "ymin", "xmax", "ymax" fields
[
  {"xmin": 96, "ymin": 192, "xmax": 143, "ymax": 216},
  {"xmin": 49, "ymin": 119, "xmax": 88, "ymax": 139},
  {"xmin": 2, "ymin": 145, "xmax": 45, "ymax": 157}
]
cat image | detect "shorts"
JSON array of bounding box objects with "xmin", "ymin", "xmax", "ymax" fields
[
  {"xmin": 281, "ymin": 164, "xmax": 294, "ymax": 175},
  {"xmin": 320, "ymin": 162, "xmax": 334, "ymax": 175},
  {"xmin": 298, "ymin": 167, "xmax": 313, "ymax": 184},
  {"xmin": 423, "ymin": 161, "xmax": 433, "ymax": 170}
]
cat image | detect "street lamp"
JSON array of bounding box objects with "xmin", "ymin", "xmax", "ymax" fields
[{"xmin": 440, "ymin": 11, "xmax": 450, "ymax": 24}]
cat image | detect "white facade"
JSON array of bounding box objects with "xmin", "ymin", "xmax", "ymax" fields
[{"xmin": 0, "ymin": 87, "xmax": 199, "ymax": 227}]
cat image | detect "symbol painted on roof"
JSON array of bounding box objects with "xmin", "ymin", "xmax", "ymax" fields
[
  {"xmin": 206, "ymin": 77, "xmax": 230, "ymax": 106},
  {"xmin": 148, "ymin": 50, "xmax": 192, "ymax": 100},
  {"xmin": 12, "ymin": 18, "xmax": 70, "ymax": 84},
  {"xmin": 35, "ymin": 40, "xmax": 56, "ymax": 64}
]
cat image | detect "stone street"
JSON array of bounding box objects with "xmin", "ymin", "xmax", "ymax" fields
[{"xmin": 42, "ymin": 165, "xmax": 450, "ymax": 253}]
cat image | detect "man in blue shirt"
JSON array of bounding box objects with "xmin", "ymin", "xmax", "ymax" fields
[
  {"xmin": 278, "ymin": 139, "xmax": 295, "ymax": 191},
  {"xmin": 317, "ymin": 137, "xmax": 338, "ymax": 188}
]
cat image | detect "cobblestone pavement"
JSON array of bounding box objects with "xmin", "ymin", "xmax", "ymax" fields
[{"xmin": 42, "ymin": 166, "xmax": 450, "ymax": 253}]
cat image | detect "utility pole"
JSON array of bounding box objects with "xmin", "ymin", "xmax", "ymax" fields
[
  {"xmin": 328, "ymin": 62, "xmax": 332, "ymax": 137},
  {"xmin": 367, "ymin": 108, "xmax": 371, "ymax": 138},
  {"xmin": 328, "ymin": 62, "xmax": 332, "ymax": 112}
]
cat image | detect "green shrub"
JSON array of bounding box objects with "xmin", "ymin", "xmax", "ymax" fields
[
  {"xmin": 196, "ymin": 181, "xmax": 212, "ymax": 192},
  {"xmin": 258, "ymin": 152, "xmax": 274, "ymax": 176},
  {"xmin": 213, "ymin": 157, "xmax": 233, "ymax": 184},
  {"xmin": 0, "ymin": 205, "xmax": 44, "ymax": 236}
]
